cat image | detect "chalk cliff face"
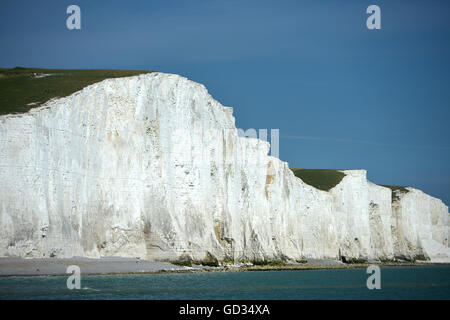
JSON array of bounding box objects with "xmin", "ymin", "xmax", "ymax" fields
[{"xmin": 0, "ymin": 73, "xmax": 448, "ymax": 262}]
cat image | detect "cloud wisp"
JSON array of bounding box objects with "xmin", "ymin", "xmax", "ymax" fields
[{"xmin": 281, "ymin": 134, "xmax": 450, "ymax": 151}]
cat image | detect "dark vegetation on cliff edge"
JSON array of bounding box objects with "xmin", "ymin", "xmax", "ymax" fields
[
  {"xmin": 0, "ymin": 67, "xmax": 153, "ymax": 115},
  {"xmin": 290, "ymin": 168, "xmax": 410, "ymax": 199},
  {"xmin": 290, "ymin": 168, "xmax": 346, "ymax": 191},
  {"xmin": 381, "ymin": 185, "xmax": 410, "ymax": 202}
]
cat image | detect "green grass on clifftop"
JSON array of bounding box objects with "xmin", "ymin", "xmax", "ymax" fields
[
  {"xmin": 0, "ymin": 67, "xmax": 153, "ymax": 115},
  {"xmin": 290, "ymin": 168, "xmax": 346, "ymax": 191}
]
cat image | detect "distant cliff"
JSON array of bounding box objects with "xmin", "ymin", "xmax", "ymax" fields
[{"xmin": 0, "ymin": 72, "xmax": 448, "ymax": 262}]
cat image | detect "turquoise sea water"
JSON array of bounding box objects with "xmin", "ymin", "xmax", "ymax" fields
[{"xmin": 0, "ymin": 266, "xmax": 449, "ymax": 299}]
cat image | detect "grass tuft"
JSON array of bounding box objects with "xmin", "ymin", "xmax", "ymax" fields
[
  {"xmin": 194, "ymin": 260, "xmax": 219, "ymax": 267},
  {"xmin": 344, "ymin": 258, "xmax": 368, "ymax": 264},
  {"xmin": 290, "ymin": 168, "xmax": 346, "ymax": 191},
  {"xmin": 252, "ymin": 259, "xmax": 286, "ymax": 266},
  {"xmin": 296, "ymin": 259, "xmax": 308, "ymax": 264}
]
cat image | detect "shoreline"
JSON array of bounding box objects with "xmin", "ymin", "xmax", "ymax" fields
[{"xmin": 1, "ymin": 256, "xmax": 448, "ymax": 278}]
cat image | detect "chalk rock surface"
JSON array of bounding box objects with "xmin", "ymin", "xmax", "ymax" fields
[{"xmin": 0, "ymin": 73, "xmax": 448, "ymax": 262}]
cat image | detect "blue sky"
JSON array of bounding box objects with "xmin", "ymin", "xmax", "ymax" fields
[{"xmin": 1, "ymin": 0, "xmax": 449, "ymax": 203}]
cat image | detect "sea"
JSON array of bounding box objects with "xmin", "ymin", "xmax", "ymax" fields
[{"xmin": 0, "ymin": 265, "xmax": 449, "ymax": 300}]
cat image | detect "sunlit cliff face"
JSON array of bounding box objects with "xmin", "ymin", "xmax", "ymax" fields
[{"xmin": 0, "ymin": 73, "xmax": 448, "ymax": 262}]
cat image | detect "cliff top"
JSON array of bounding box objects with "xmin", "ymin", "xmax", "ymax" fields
[
  {"xmin": 381, "ymin": 185, "xmax": 410, "ymax": 202},
  {"xmin": 0, "ymin": 67, "xmax": 153, "ymax": 115},
  {"xmin": 290, "ymin": 168, "xmax": 346, "ymax": 191}
]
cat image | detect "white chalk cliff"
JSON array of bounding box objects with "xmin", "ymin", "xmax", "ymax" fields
[{"xmin": 1, "ymin": 73, "xmax": 449, "ymax": 262}]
